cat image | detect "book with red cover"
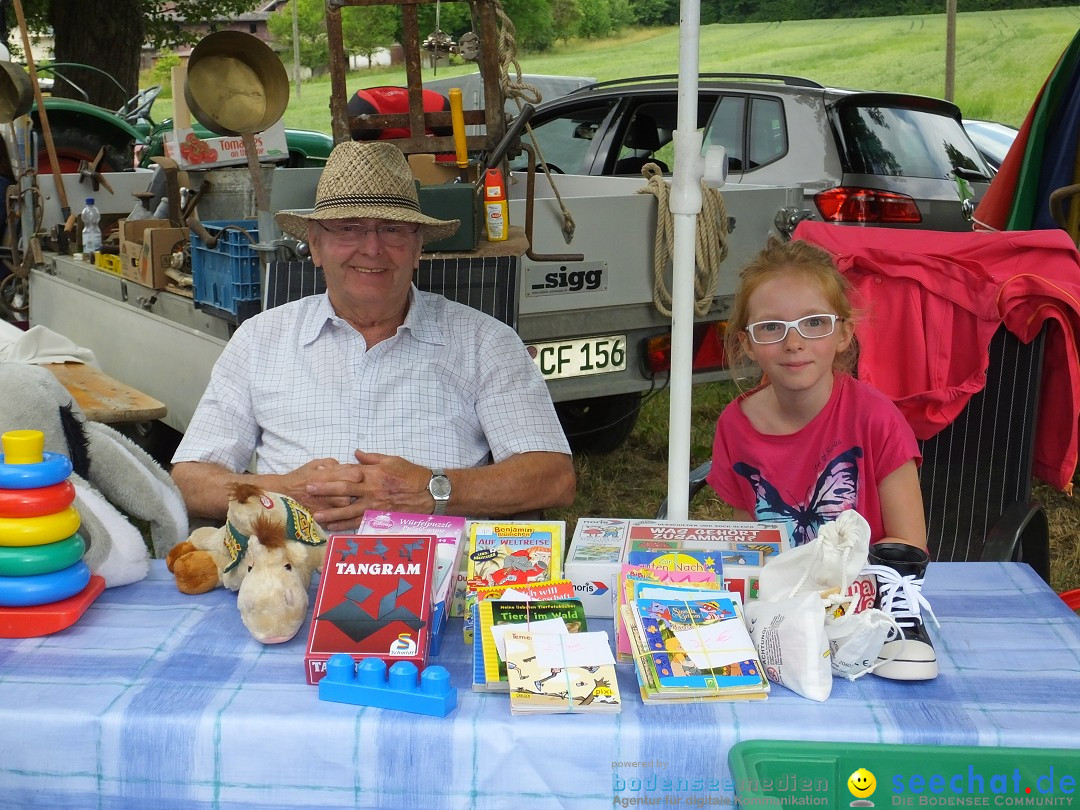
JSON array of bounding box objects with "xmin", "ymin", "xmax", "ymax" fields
[{"xmin": 305, "ymin": 533, "xmax": 436, "ymax": 685}]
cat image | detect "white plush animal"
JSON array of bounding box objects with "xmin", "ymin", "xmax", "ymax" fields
[{"xmin": 0, "ymin": 362, "xmax": 188, "ymax": 586}]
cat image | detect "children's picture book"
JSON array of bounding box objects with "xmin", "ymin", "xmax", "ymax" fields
[
  {"xmin": 305, "ymin": 533, "xmax": 436, "ymax": 685},
  {"xmin": 504, "ymin": 630, "xmax": 621, "ymax": 714},
  {"xmin": 615, "ymin": 565, "xmax": 722, "ymax": 660},
  {"xmin": 359, "ymin": 511, "xmax": 465, "ymax": 607},
  {"xmin": 626, "ymin": 538, "xmax": 783, "ymax": 561},
  {"xmin": 475, "ymin": 597, "xmax": 587, "ymax": 691},
  {"xmin": 462, "ymin": 578, "xmax": 575, "ymax": 645},
  {"xmin": 466, "ymin": 521, "xmax": 565, "ymax": 590},
  {"xmin": 625, "ymin": 595, "xmax": 769, "ymax": 701}
]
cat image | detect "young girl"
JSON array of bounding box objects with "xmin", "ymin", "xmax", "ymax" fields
[
  {"xmin": 708, "ymin": 238, "xmax": 937, "ymax": 680},
  {"xmin": 707, "ymin": 237, "xmax": 928, "ymax": 552}
]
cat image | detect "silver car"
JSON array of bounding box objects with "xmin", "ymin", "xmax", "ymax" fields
[{"xmin": 511, "ymin": 74, "xmax": 993, "ymax": 231}]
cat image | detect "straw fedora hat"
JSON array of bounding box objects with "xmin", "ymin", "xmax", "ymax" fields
[{"xmin": 274, "ymin": 141, "xmax": 460, "ymax": 242}]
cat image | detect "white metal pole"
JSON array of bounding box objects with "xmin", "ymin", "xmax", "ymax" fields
[{"xmin": 665, "ymin": 0, "xmax": 704, "ymax": 520}]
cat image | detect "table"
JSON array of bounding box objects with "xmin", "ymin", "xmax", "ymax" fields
[
  {"xmin": 0, "ymin": 562, "xmax": 1077, "ymax": 810},
  {"xmin": 45, "ymin": 362, "xmax": 167, "ymax": 424}
]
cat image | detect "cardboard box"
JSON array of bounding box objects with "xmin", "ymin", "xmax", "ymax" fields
[
  {"xmin": 408, "ymin": 153, "xmax": 478, "ymax": 185},
  {"xmin": 118, "ymin": 218, "xmax": 171, "ymax": 245},
  {"xmin": 121, "ymin": 227, "xmax": 188, "ymax": 289},
  {"xmin": 163, "ymin": 121, "xmax": 289, "ymax": 170},
  {"xmin": 565, "ymin": 518, "xmax": 791, "ymax": 618},
  {"xmin": 305, "ymin": 534, "xmax": 436, "ymax": 685},
  {"xmin": 564, "ymin": 518, "xmax": 632, "ymax": 617}
]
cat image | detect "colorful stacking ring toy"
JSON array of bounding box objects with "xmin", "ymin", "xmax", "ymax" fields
[
  {"xmin": 0, "ymin": 505, "xmax": 81, "ymax": 547},
  {"xmin": 0, "ymin": 430, "xmax": 73, "ymax": 490},
  {"xmin": 0, "ymin": 480, "xmax": 77, "ymax": 518},
  {"xmin": 0, "ymin": 559, "xmax": 91, "ymax": 607},
  {"xmin": 0, "ymin": 533, "xmax": 85, "ymax": 577}
]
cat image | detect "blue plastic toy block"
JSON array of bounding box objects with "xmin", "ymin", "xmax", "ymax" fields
[{"xmin": 318, "ymin": 654, "xmax": 457, "ymax": 717}]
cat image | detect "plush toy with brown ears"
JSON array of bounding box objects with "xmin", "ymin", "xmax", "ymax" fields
[{"xmin": 165, "ymin": 484, "xmax": 328, "ymax": 643}]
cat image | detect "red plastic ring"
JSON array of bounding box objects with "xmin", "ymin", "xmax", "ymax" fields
[{"xmin": 0, "ymin": 481, "xmax": 77, "ymax": 518}]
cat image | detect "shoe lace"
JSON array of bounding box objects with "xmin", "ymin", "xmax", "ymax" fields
[{"xmin": 861, "ymin": 564, "xmax": 941, "ymax": 635}]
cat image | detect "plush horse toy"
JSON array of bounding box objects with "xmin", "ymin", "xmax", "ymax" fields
[{"xmin": 166, "ymin": 484, "xmax": 328, "ymax": 643}]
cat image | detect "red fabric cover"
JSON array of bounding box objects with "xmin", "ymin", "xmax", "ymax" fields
[
  {"xmin": 793, "ymin": 220, "xmax": 1080, "ymax": 492},
  {"xmin": 348, "ymin": 86, "xmax": 451, "ymax": 140}
]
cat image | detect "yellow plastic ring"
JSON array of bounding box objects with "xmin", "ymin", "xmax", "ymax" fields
[{"xmin": 0, "ymin": 506, "xmax": 82, "ymax": 547}]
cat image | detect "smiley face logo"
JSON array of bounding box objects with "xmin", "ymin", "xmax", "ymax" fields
[{"xmin": 848, "ymin": 768, "xmax": 877, "ymax": 798}]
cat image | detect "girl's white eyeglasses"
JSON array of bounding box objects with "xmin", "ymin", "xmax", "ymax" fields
[{"xmin": 746, "ymin": 314, "xmax": 842, "ymax": 344}]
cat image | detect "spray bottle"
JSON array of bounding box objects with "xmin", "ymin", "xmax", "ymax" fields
[{"xmin": 482, "ymin": 168, "xmax": 509, "ymax": 242}]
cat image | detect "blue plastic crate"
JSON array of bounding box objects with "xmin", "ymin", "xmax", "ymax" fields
[{"xmin": 191, "ymin": 219, "xmax": 261, "ymax": 323}]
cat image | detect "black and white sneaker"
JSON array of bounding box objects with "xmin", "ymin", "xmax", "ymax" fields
[{"xmin": 862, "ymin": 543, "xmax": 940, "ymax": 681}]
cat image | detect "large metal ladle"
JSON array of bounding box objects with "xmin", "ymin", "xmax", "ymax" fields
[{"xmin": 184, "ymin": 31, "xmax": 289, "ymax": 216}]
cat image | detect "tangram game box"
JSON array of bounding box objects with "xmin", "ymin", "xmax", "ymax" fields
[{"xmin": 305, "ymin": 533, "xmax": 435, "ymax": 685}]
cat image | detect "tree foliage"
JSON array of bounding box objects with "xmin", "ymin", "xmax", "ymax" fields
[
  {"xmin": 6, "ymin": 0, "xmax": 254, "ymax": 108},
  {"xmin": 268, "ymin": 0, "xmax": 398, "ymax": 74}
]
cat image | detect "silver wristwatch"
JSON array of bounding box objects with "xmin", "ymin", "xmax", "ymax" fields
[{"xmin": 428, "ymin": 468, "xmax": 451, "ymax": 515}]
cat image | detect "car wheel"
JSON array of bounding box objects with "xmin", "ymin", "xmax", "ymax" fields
[
  {"xmin": 555, "ymin": 393, "xmax": 641, "ymax": 454},
  {"xmin": 36, "ymin": 127, "xmax": 131, "ymax": 175}
]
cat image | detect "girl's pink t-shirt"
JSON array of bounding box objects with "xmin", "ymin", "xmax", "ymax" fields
[{"xmin": 707, "ymin": 373, "xmax": 920, "ymax": 545}]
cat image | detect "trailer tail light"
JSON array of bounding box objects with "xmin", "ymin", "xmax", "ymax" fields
[
  {"xmin": 814, "ymin": 187, "xmax": 922, "ymax": 224},
  {"xmin": 643, "ymin": 321, "xmax": 728, "ymax": 376}
]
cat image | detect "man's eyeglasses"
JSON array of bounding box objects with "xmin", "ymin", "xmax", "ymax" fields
[
  {"xmin": 316, "ymin": 220, "xmax": 420, "ymax": 247},
  {"xmin": 746, "ymin": 314, "xmax": 843, "ymax": 344}
]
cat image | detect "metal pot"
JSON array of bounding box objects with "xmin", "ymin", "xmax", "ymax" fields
[
  {"xmin": 0, "ymin": 60, "xmax": 33, "ymax": 124},
  {"xmin": 184, "ymin": 31, "xmax": 288, "ymax": 136}
]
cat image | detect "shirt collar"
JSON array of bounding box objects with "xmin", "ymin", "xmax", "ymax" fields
[{"xmin": 299, "ymin": 285, "xmax": 446, "ymax": 346}]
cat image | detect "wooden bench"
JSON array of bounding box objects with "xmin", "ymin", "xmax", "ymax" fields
[{"xmin": 45, "ymin": 363, "xmax": 167, "ymax": 425}]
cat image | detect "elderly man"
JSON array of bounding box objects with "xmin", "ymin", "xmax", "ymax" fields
[{"xmin": 171, "ymin": 141, "xmax": 575, "ymax": 530}]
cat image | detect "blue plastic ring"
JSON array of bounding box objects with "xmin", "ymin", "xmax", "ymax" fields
[
  {"xmin": 0, "ymin": 532, "xmax": 86, "ymax": 577},
  {"xmin": 0, "ymin": 559, "xmax": 91, "ymax": 607},
  {"xmin": 0, "ymin": 452, "xmax": 73, "ymax": 490}
]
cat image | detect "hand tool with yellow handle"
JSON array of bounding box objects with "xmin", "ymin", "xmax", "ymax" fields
[{"xmin": 449, "ymin": 87, "xmax": 469, "ymax": 182}]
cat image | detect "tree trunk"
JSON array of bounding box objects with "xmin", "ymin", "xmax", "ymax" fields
[{"xmin": 49, "ymin": 0, "xmax": 144, "ymax": 110}]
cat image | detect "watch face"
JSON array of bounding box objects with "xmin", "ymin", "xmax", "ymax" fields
[{"xmin": 430, "ymin": 475, "xmax": 451, "ymax": 499}]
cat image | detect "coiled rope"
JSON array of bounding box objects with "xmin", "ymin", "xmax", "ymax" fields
[
  {"xmin": 636, "ymin": 163, "xmax": 729, "ymax": 317},
  {"xmin": 489, "ymin": 0, "xmax": 576, "ymax": 242}
]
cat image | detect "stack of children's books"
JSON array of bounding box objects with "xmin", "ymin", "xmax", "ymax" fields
[
  {"xmin": 615, "ymin": 545, "xmax": 769, "ymax": 702},
  {"xmin": 462, "ymin": 520, "xmax": 566, "ymax": 644},
  {"xmin": 503, "ymin": 629, "xmax": 621, "ymax": 715},
  {"xmin": 620, "ymin": 587, "xmax": 768, "ymax": 702},
  {"xmin": 463, "ymin": 520, "xmax": 623, "ymax": 713}
]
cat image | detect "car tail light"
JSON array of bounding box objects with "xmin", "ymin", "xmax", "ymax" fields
[
  {"xmin": 643, "ymin": 321, "xmax": 728, "ymax": 375},
  {"xmin": 814, "ymin": 187, "xmax": 922, "ymax": 224}
]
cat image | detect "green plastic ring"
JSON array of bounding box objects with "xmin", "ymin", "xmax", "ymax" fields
[{"xmin": 0, "ymin": 532, "xmax": 86, "ymax": 576}]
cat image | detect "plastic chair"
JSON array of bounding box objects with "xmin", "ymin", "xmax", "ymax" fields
[{"xmin": 657, "ymin": 324, "xmax": 1052, "ymax": 583}]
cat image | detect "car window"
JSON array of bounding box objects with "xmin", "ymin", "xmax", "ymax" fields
[
  {"xmin": 747, "ymin": 97, "xmax": 786, "ymax": 168},
  {"xmin": 611, "ymin": 97, "xmax": 716, "ymax": 175},
  {"xmin": 836, "ymin": 104, "xmax": 985, "ymax": 179},
  {"xmin": 512, "ymin": 99, "xmax": 619, "ymax": 175},
  {"xmin": 702, "ymin": 96, "xmax": 745, "ymax": 170}
]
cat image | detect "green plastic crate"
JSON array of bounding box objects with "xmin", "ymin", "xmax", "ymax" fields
[{"xmin": 728, "ymin": 740, "xmax": 1080, "ymax": 806}]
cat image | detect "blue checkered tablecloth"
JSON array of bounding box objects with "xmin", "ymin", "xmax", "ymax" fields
[{"xmin": 0, "ymin": 561, "xmax": 1077, "ymax": 809}]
